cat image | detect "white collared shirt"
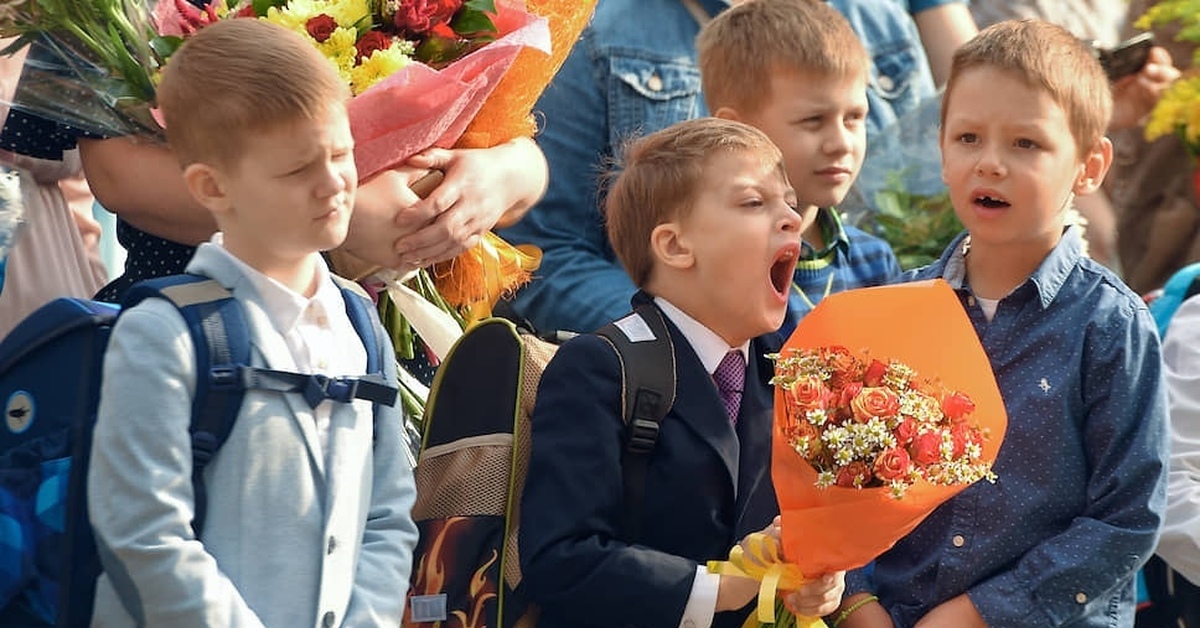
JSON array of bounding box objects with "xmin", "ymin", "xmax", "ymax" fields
[
  {"xmin": 208, "ymin": 235, "xmax": 367, "ymax": 456},
  {"xmin": 653, "ymin": 296, "xmax": 749, "ymax": 628}
]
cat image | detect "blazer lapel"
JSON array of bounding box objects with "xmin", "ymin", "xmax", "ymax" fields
[
  {"xmin": 664, "ymin": 320, "xmax": 741, "ymax": 495},
  {"xmin": 185, "ymin": 245, "xmax": 327, "ymax": 477},
  {"xmin": 732, "ymin": 337, "xmax": 780, "ymax": 536}
]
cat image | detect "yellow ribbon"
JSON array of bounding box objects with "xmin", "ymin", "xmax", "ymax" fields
[{"xmin": 706, "ymin": 533, "xmax": 828, "ymax": 628}]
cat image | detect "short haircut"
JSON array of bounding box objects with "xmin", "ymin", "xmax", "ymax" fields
[
  {"xmin": 697, "ymin": 0, "xmax": 870, "ymax": 115},
  {"xmin": 157, "ymin": 18, "xmax": 351, "ymax": 167},
  {"xmin": 605, "ymin": 117, "xmax": 784, "ymax": 288},
  {"xmin": 942, "ymin": 19, "xmax": 1113, "ymax": 155}
]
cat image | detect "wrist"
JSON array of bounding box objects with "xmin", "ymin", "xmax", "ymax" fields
[
  {"xmin": 714, "ymin": 574, "xmax": 757, "ymax": 612},
  {"xmin": 831, "ymin": 593, "xmax": 879, "ymax": 628}
]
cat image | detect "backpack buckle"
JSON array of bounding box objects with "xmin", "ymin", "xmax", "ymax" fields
[
  {"xmin": 209, "ymin": 366, "xmax": 241, "ymax": 390},
  {"xmin": 626, "ymin": 418, "xmax": 660, "ymax": 454},
  {"xmin": 303, "ymin": 374, "xmax": 359, "ymax": 408}
]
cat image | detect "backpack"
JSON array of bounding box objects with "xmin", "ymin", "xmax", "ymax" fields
[
  {"xmin": 403, "ymin": 302, "xmax": 676, "ymax": 628},
  {"xmin": 1148, "ymin": 261, "xmax": 1200, "ymax": 339},
  {"xmin": 0, "ymin": 273, "xmax": 397, "ymax": 627}
]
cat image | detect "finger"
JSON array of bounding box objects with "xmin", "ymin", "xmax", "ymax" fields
[{"xmin": 406, "ymin": 148, "xmax": 454, "ymax": 170}]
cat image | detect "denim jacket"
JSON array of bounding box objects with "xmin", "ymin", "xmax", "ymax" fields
[{"xmin": 499, "ymin": 0, "xmax": 937, "ymax": 335}]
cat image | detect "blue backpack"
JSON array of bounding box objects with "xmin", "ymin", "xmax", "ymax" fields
[
  {"xmin": 0, "ymin": 273, "xmax": 397, "ymax": 627},
  {"xmin": 1148, "ymin": 261, "xmax": 1200, "ymax": 339}
]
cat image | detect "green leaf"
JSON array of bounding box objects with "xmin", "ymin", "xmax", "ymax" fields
[
  {"xmin": 414, "ymin": 34, "xmax": 469, "ymax": 66},
  {"xmin": 251, "ymin": 0, "xmax": 287, "ymax": 17},
  {"xmin": 148, "ymin": 35, "xmax": 184, "ymax": 62},
  {"xmin": 450, "ymin": 7, "xmax": 497, "ymax": 37},
  {"xmin": 463, "ymin": 0, "xmax": 497, "ymax": 13}
]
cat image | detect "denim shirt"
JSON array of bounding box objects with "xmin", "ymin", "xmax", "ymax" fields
[
  {"xmin": 498, "ymin": 0, "xmax": 937, "ymax": 335},
  {"xmin": 848, "ymin": 228, "xmax": 1169, "ymax": 627}
]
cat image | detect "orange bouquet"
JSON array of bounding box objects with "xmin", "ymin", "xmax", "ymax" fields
[{"xmin": 710, "ymin": 280, "xmax": 1007, "ymax": 627}]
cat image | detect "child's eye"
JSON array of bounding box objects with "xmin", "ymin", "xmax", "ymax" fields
[
  {"xmin": 1014, "ymin": 138, "xmax": 1040, "ymax": 149},
  {"xmin": 958, "ymin": 133, "xmax": 979, "ymax": 145}
]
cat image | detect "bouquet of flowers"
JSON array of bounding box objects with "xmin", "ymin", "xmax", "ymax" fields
[
  {"xmin": 710, "ymin": 280, "xmax": 1007, "ymax": 627},
  {"xmin": 1137, "ymin": 0, "xmax": 1200, "ymax": 197},
  {"xmin": 773, "ymin": 346, "xmax": 996, "ymax": 498}
]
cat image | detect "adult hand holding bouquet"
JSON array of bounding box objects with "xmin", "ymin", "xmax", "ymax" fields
[{"xmin": 710, "ymin": 280, "xmax": 1007, "ymax": 627}]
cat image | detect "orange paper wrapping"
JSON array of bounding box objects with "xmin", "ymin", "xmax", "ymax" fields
[
  {"xmin": 430, "ymin": 0, "xmax": 597, "ymax": 319},
  {"xmin": 774, "ymin": 279, "xmax": 1008, "ymax": 577}
]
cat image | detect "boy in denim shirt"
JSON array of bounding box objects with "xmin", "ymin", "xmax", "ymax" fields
[
  {"xmin": 697, "ymin": 0, "xmax": 903, "ymax": 338},
  {"xmin": 835, "ymin": 19, "xmax": 1168, "ymax": 628}
]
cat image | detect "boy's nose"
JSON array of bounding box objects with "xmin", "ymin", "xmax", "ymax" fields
[
  {"xmin": 315, "ymin": 162, "xmax": 348, "ymax": 197},
  {"xmin": 975, "ymin": 153, "xmax": 1005, "ymax": 178},
  {"xmin": 824, "ymin": 123, "xmax": 855, "ymax": 154}
]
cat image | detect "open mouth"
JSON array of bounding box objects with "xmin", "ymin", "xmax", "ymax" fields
[
  {"xmin": 974, "ymin": 194, "xmax": 1010, "ymax": 209},
  {"xmin": 770, "ymin": 246, "xmax": 799, "ymax": 297}
]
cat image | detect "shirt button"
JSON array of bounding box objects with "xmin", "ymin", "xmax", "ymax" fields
[
  {"xmin": 878, "ymin": 74, "xmax": 895, "ymax": 91},
  {"xmin": 327, "ymin": 536, "xmax": 337, "ymax": 555},
  {"xmin": 646, "ymin": 74, "xmax": 664, "ymax": 92},
  {"xmin": 322, "ymin": 611, "xmax": 336, "ymax": 627},
  {"xmin": 952, "ymin": 534, "xmax": 966, "ymax": 547},
  {"xmin": 1075, "ymin": 592, "xmax": 1088, "ymax": 604}
]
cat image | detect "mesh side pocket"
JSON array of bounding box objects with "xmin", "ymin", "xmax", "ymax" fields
[{"xmin": 414, "ymin": 440, "xmax": 512, "ymax": 520}]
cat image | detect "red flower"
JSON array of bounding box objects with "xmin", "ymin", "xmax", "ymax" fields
[
  {"xmin": 850, "ymin": 386, "xmax": 900, "ymax": 423},
  {"xmin": 941, "ymin": 391, "xmax": 976, "ymax": 422},
  {"xmin": 306, "ymin": 14, "xmax": 338, "ymax": 43},
  {"xmin": 950, "ymin": 423, "xmax": 981, "ymax": 457},
  {"xmin": 894, "ymin": 417, "xmax": 918, "ymax": 446},
  {"xmin": 836, "ymin": 381, "xmax": 863, "ymax": 410},
  {"xmin": 863, "ymin": 359, "xmax": 888, "ymax": 387},
  {"xmin": 355, "ymin": 30, "xmax": 392, "ymax": 63},
  {"xmin": 910, "ymin": 431, "xmax": 943, "ymax": 467},
  {"xmin": 873, "ymin": 447, "xmax": 912, "ymax": 482},
  {"xmin": 835, "ymin": 461, "xmax": 873, "ymax": 488},
  {"xmin": 394, "ymin": 0, "xmax": 463, "ymax": 34}
]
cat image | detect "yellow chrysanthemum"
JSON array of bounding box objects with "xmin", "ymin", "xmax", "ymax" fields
[
  {"xmin": 349, "ymin": 42, "xmax": 415, "ymax": 94},
  {"xmin": 1145, "ymin": 74, "xmax": 1200, "ymax": 156},
  {"xmin": 264, "ymin": 0, "xmax": 370, "ymax": 29}
]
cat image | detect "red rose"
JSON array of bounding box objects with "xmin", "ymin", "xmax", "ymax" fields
[
  {"xmin": 941, "ymin": 391, "xmax": 976, "ymax": 422},
  {"xmin": 355, "ymin": 30, "xmax": 392, "ymax": 62},
  {"xmin": 235, "ymin": 4, "xmax": 257, "ymax": 17},
  {"xmin": 394, "ymin": 0, "xmax": 461, "ymax": 34},
  {"xmin": 893, "ymin": 417, "xmax": 918, "ymax": 446},
  {"xmin": 306, "ymin": 14, "xmax": 338, "ymax": 43},
  {"xmin": 863, "ymin": 359, "xmax": 888, "ymax": 387},
  {"xmin": 850, "ymin": 386, "xmax": 900, "ymax": 423},
  {"xmin": 873, "ymin": 447, "xmax": 912, "ymax": 482},
  {"xmin": 949, "ymin": 423, "xmax": 981, "ymax": 458},
  {"xmin": 910, "ymin": 431, "xmax": 944, "ymax": 466},
  {"xmin": 788, "ymin": 376, "xmax": 830, "ymax": 411},
  {"xmin": 835, "ymin": 461, "xmax": 873, "ymax": 488},
  {"xmin": 836, "ymin": 381, "xmax": 863, "ymax": 410}
]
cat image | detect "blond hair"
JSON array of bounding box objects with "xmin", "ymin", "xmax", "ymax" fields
[
  {"xmin": 605, "ymin": 117, "xmax": 784, "ymax": 288},
  {"xmin": 942, "ymin": 19, "xmax": 1113, "ymax": 155},
  {"xmin": 697, "ymin": 0, "xmax": 869, "ymax": 114},
  {"xmin": 157, "ymin": 18, "xmax": 350, "ymax": 167}
]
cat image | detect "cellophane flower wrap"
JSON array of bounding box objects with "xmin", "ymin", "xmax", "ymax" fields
[{"xmin": 711, "ymin": 280, "xmax": 1007, "ymax": 627}]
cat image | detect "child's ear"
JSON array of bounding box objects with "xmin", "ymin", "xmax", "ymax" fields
[
  {"xmin": 182, "ymin": 163, "xmax": 231, "ymax": 216},
  {"xmin": 1073, "ymin": 136, "xmax": 1114, "ymax": 195},
  {"xmin": 712, "ymin": 106, "xmax": 742, "ymax": 122},
  {"xmin": 650, "ymin": 222, "xmax": 694, "ymax": 270}
]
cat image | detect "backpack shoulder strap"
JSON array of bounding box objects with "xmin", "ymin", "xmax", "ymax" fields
[
  {"xmin": 594, "ymin": 301, "xmax": 677, "ymax": 542},
  {"xmin": 332, "ymin": 275, "xmax": 395, "ymax": 446},
  {"xmin": 122, "ymin": 274, "xmax": 248, "ymax": 537}
]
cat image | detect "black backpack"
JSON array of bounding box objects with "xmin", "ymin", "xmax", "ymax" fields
[{"xmin": 403, "ymin": 302, "xmax": 677, "ymax": 627}]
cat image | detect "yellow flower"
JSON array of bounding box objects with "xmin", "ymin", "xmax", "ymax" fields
[
  {"xmin": 349, "ymin": 42, "xmax": 415, "ymax": 94},
  {"xmin": 264, "ymin": 0, "xmax": 370, "ymax": 29}
]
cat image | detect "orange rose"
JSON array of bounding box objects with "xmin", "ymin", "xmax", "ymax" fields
[
  {"xmin": 910, "ymin": 431, "xmax": 943, "ymax": 466},
  {"xmin": 836, "ymin": 381, "xmax": 863, "ymax": 410},
  {"xmin": 873, "ymin": 447, "xmax": 912, "ymax": 482},
  {"xmin": 850, "ymin": 386, "xmax": 900, "ymax": 423},
  {"xmin": 942, "ymin": 391, "xmax": 976, "ymax": 422},
  {"xmin": 788, "ymin": 376, "xmax": 830, "ymax": 411},
  {"xmin": 835, "ymin": 461, "xmax": 873, "ymax": 488}
]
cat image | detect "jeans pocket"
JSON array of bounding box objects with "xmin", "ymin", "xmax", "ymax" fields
[{"xmin": 607, "ymin": 54, "xmax": 703, "ymax": 147}]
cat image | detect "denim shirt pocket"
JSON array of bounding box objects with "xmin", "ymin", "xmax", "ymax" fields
[
  {"xmin": 607, "ymin": 54, "xmax": 704, "ymax": 148},
  {"xmin": 865, "ymin": 42, "xmax": 926, "ymax": 137}
]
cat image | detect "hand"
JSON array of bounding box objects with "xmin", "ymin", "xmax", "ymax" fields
[
  {"xmin": 782, "ymin": 572, "xmax": 844, "ymax": 618},
  {"xmin": 1110, "ymin": 46, "xmax": 1180, "ymax": 131},
  {"xmin": 393, "ymin": 136, "xmax": 548, "ymax": 267},
  {"xmin": 339, "ymin": 165, "xmax": 433, "ymax": 273},
  {"xmin": 914, "ymin": 594, "xmax": 987, "ymax": 628}
]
